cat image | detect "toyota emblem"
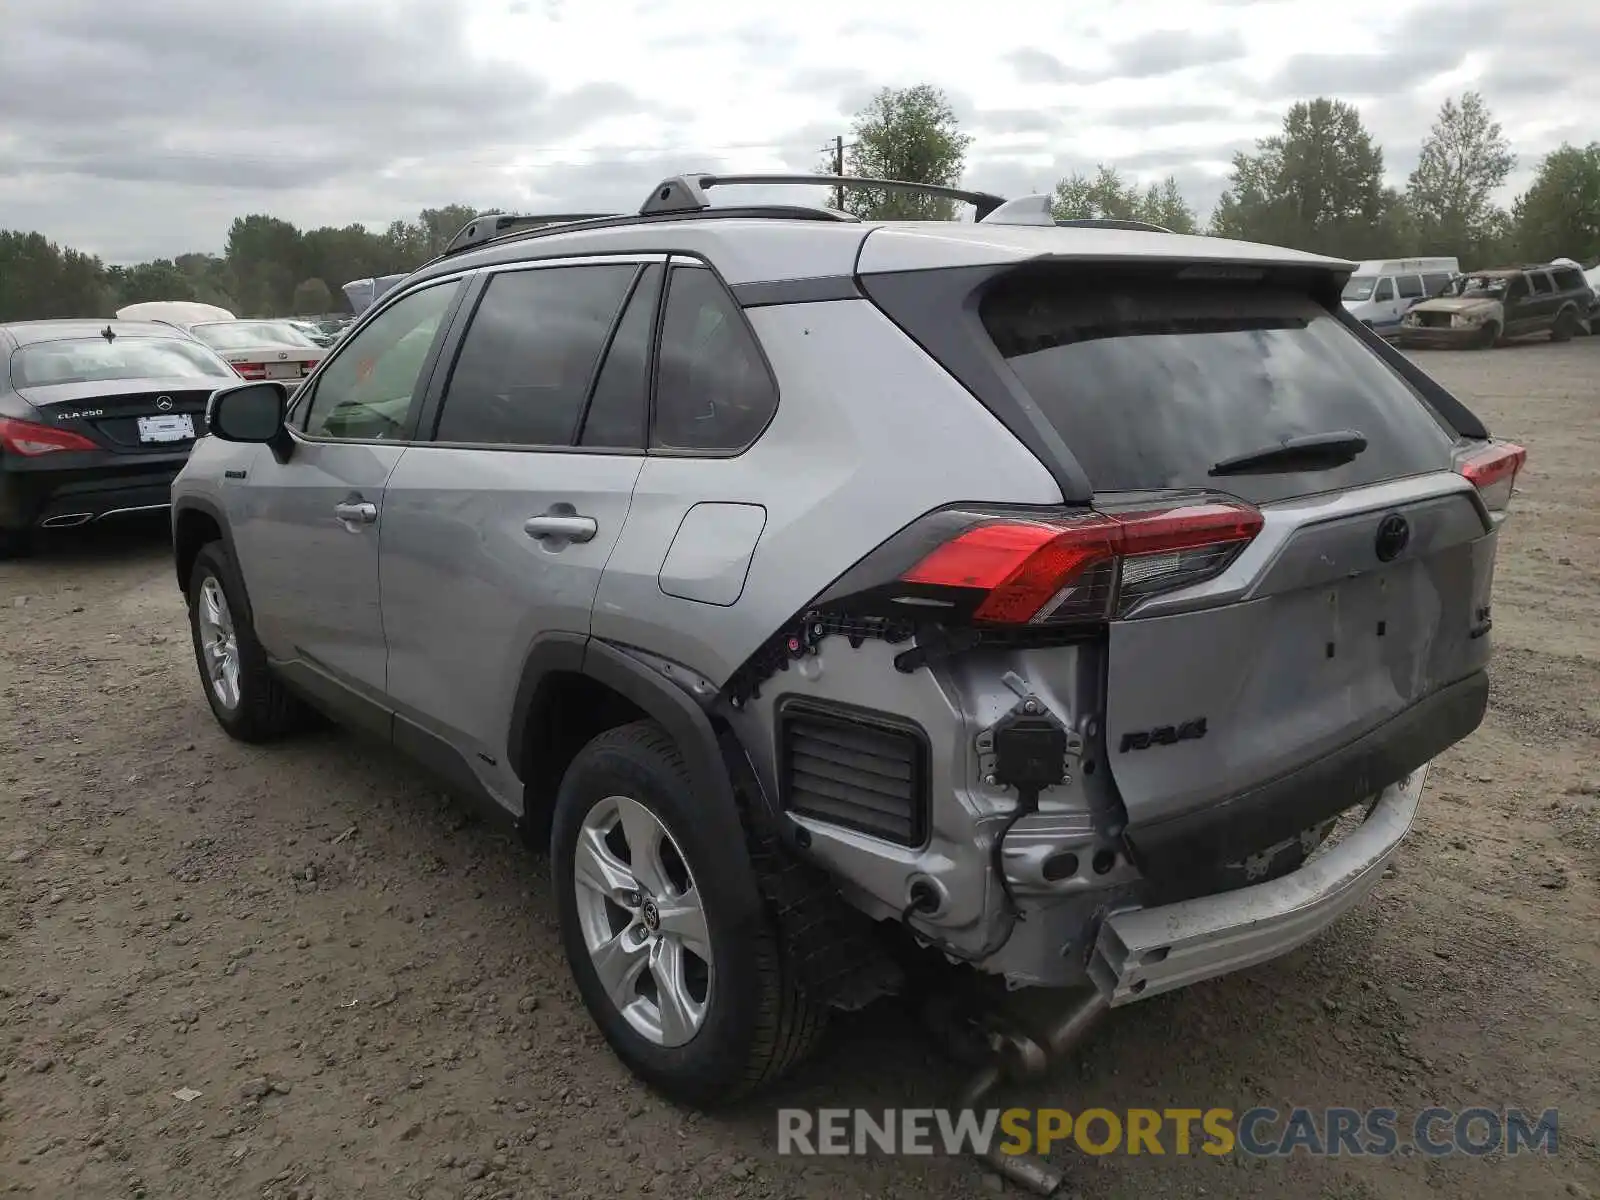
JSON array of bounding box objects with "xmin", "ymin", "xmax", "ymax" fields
[
  {"xmin": 155, "ymin": 395, "xmax": 174, "ymax": 411},
  {"xmin": 1374, "ymin": 513, "xmax": 1410, "ymax": 562}
]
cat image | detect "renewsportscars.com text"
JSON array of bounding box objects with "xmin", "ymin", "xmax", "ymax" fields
[{"xmin": 777, "ymin": 1106, "xmax": 1560, "ymax": 1159}]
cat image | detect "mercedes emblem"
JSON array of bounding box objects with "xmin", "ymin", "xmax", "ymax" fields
[{"xmin": 155, "ymin": 395, "xmax": 174, "ymax": 411}]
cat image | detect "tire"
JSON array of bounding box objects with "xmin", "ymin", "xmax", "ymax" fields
[
  {"xmin": 185, "ymin": 540, "xmax": 305, "ymax": 742},
  {"xmin": 1472, "ymin": 322, "xmax": 1499, "ymax": 350},
  {"xmin": 1550, "ymin": 309, "xmax": 1578, "ymax": 343},
  {"xmin": 551, "ymin": 720, "xmax": 825, "ymax": 1107}
]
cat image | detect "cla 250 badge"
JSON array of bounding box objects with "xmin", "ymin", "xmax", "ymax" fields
[
  {"xmin": 1119, "ymin": 717, "xmax": 1208, "ymax": 753},
  {"xmin": 55, "ymin": 409, "xmax": 105, "ymax": 420}
]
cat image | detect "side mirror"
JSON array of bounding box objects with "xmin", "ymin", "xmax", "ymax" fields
[{"xmin": 208, "ymin": 382, "xmax": 292, "ymax": 458}]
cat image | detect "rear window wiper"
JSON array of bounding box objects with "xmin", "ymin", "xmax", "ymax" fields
[{"xmin": 1209, "ymin": 430, "xmax": 1368, "ymax": 476}]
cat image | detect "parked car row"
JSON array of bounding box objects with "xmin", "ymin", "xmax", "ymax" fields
[{"xmin": 1341, "ymin": 256, "xmax": 1599, "ymax": 350}]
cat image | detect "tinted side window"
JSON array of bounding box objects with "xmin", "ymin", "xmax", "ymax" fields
[
  {"xmin": 652, "ymin": 265, "xmax": 777, "ymax": 452},
  {"xmin": 434, "ymin": 264, "xmax": 634, "ymax": 447},
  {"xmin": 579, "ymin": 264, "xmax": 661, "ymax": 450},
  {"xmin": 1529, "ymin": 272, "xmax": 1554, "ymax": 295},
  {"xmin": 302, "ymin": 282, "xmax": 458, "ymax": 440},
  {"xmin": 1422, "ymin": 272, "xmax": 1452, "ymax": 297},
  {"xmin": 1506, "ymin": 275, "xmax": 1530, "ymax": 299},
  {"xmin": 1396, "ymin": 274, "xmax": 1423, "ymax": 299},
  {"xmin": 1551, "ymin": 268, "xmax": 1584, "ymax": 291},
  {"xmin": 1372, "ymin": 278, "xmax": 1394, "ymax": 301}
]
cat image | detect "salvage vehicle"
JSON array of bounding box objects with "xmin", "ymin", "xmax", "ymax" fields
[
  {"xmin": 186, "ymin": 320, "xmax": 325, "ymax": 384},
  {"xmin": 168, "ymin": 175, "xmax": 1523, "ymax": 1127},
  {"xmin": 1340, "ymin": 256, "xmax": 1458, "ymax": 336},
  {"xmin": 1398, "ymin": 262, "xmax": 1592, "ymax": 348},
  {"xmin": 1, "ymin": 318, "xmax": 239, "ymax": 557}
]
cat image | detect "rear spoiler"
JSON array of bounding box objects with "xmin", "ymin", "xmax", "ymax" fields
[{"xmin": 1334, "ymin": 308, "xmax": 1489, "ymax": 440}]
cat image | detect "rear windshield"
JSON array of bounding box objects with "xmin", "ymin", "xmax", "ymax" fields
[
  {"xmin": 191, "ymin": 322, "xmax": 319, "ymax": 350},
  {"xmin": 980, "ymin": 273, "xmax": 1457, "ymax": 504},
  {"xmin": 10, "ymin": 336, "xmax": 235, "ymax": 387}
]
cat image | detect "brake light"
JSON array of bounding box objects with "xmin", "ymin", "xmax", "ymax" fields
[
  {"xmin": 898, "ymin": 500, "xmax": 1264, "ymax": 625},
  {"xmin": 0, "ymin": 416, "xmax": 99, "ymax": 456},
  {"xmin": 301, "ymin": 360, "xmax": 319, "ymax": 375},
  {"xmin": 1455, "ymin": 441, "xmax": 1526, "ymax": 512},
  {"xmin": 233, "ymin": 362, "xmax": 266, "ymax": 379}
]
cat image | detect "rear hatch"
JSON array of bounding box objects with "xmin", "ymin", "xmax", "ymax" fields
[
  {"xmin": 16, "ymin": 378, "xmax": 217, "ymax": 452},
  {"xmin": 862, "ymin": 255, "xmax": 1513, "ymax": 877}
]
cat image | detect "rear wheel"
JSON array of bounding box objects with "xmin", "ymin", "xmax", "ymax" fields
[
  {"xmin": 552, "ymin": 720, "xmax": 825, "ymax": 1107},
  {"xmin": 1472, "ymin": 322, "xmax": 1499, "ymax": 350},
  {"xmin": 1550, "ymin": 309, "xmax": 1578, "ymax": 343},
  {"xmin": 186, "ymin": 541, "xmax": 306, "ymax": 741}
]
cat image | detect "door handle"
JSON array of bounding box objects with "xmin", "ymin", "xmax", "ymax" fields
[
  {"xmin": 334, "ymin": 500, "xmax": 378, "ymax": 524},
  {"xmin": 523, "ymin": 514, "xmax": 597, "ymax": 543}
]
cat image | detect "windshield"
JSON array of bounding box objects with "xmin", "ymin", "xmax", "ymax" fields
[
  {"xmin": 1341, "ymin": 276, "xmax": 1378, "ymax": 302},
  {"xmin": 10, "ymin": 336, "xmax": 235, "ymax": 387},
  {"xmin": 191, "ymin": 321, "xmax": 319, "ymax": 351},
  {"xmin": 980, "ymin": 272, "xmax": 1456, "ymax": 505},
  {"xmin": 1447, "ymin": 275, "xmax": 1508, "ymax": 299}
]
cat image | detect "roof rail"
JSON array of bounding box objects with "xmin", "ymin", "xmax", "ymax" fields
[
  {"xmin": 443, "ymin": 212, "xmax": 621, "ymax": 256},
  {"xmin": 640, "ymin": 173, "xmax": 1008, "ymax": 220},
  {"xmin": 1054, "ymin": 217, "xmax": 1176, "ymax": 234}
]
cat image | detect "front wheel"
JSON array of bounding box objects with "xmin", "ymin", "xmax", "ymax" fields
[
  {"xmin": 186, "ymin": 542, "xmax": 306, "ymax": 742},
  {"xmin": 1472, "ymin": 322, "xmax": 1500, "ymax": 350},
  {"xmin": 551, "ymin": 721, "xmax": 825, "ymax": 1107}
]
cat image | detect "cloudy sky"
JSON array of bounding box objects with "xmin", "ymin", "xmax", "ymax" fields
[{"xmin": 2, "ymin": 0, "xmax": 1593, "ymax": 263}]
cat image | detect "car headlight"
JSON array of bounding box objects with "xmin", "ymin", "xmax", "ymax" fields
[
  {"xmin": 1403, "ymin": 312, "xmax": 1420, "ymax": 325},
  {"xmin": 1451, "ymin": 313, "xmax": 1482, "ymax": 328}
]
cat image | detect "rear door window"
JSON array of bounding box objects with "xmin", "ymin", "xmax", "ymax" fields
[
  {"xmin": 433, "ymin": 264, "xmax": 635, "ymax": 447},
  {"xmin": 1396, "ymin": 275, "xmax": 1424, "ymax": 299},
  {"xmin": 979, "ymin": 270, "xmax": 1457, "ymax": 505},
  {"xmin": 1422, "ymin": 272, "xmax": 1453, "ymax": 297}
]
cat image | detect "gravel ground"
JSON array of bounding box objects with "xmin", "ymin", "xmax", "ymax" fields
[{"xmin": 2, "ymin": 344, "xmax": 1597, "ymax": 1200}]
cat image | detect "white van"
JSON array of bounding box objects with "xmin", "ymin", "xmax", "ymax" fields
[{"xmin": 1341, "ymin": 258, "xmax": 1460, "ymax": 335}]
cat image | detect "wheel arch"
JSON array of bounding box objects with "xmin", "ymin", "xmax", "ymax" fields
[
  {"xmin": 172, "ymin": 498, "xmax": 252, "ymax": 619},
  {"xmin": 509, "ymin": 634, "xmax": 765, "ymax": 927}
]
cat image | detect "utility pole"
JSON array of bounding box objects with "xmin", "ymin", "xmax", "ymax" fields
[{"xmin": 834, "ymin": 135, "xmax": 844, "ymax": 211}]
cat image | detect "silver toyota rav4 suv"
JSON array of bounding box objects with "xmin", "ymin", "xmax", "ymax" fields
[{"xmin": 171, "ymin": 174, "xmax": 1523, "ymax": 1109}]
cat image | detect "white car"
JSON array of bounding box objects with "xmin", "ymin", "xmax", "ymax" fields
[
  {"xmin": 185, "ymin": 320, "xmax": 325, "ymax": 384},
  {"xmin": 115, "ymin": 300, "xmax": 237, "ymax": 327}
]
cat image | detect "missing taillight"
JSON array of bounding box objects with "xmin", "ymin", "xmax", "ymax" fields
[
  {"xmin": 1455, "ymin": 441, "xmax": 1526, "ymax": 512},
  {"xmin": 895, "ymin": 500, "xmax": 1264, "ymax": 625}
]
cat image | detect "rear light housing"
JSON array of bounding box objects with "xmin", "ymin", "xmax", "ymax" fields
[
  {"xmin": 818, "ymin": 498, "xmax": 1264, "ymax": 627},
  {"xmin": 233, "ymin": 362, "xmax": 266, "ymax": 379},
  {"xmin": 301, "ymin": 360, "xmax": 319, "ymax": 376},
  {"xmin": 0, "ymin": 415, "xmax": 100, "ymax": 457},
  {"xmin": 1454, "ymin": 440, "xmax": 1525, "ymax": 514}
]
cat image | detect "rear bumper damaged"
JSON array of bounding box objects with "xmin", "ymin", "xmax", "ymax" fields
[{"xmin": 1087, "ymin": 765, "xmax": 1425, "ymax": 1005}]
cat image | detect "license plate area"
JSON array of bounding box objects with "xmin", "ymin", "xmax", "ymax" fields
[
  {"xmin": 136, "ymin": 413, "xmax": 195, "ymax": 443},
  {"xmin": 265, "ymin": 361, "xmax": 301, "ymax": 379}
]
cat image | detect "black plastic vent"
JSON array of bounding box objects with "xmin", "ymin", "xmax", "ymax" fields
[{"xmin": 778, "ymin": 699, "xmax": 929, "ymax": 847}]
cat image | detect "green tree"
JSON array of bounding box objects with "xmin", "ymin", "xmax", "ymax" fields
[
  {"xmin": 1406, "ymin": 92, "xmax": 1515, "ymax": 260},
  {"xmin": 830, "ymin": 84, "xmax": 973, "ymax": 219},
  {"xmin": 0, "ymin": 231, "xmax": 108, "ymax": 321},
  {"xmin": 291, "ymin": 278, "xmax": 333, "ymax": 315},
  {"xmin": 1052, "ymin": 166, "xmax": 1197, "ymax": 233},
  {"xmin": 113, "ymin": 258, "xmax": 200, "ymax": 305},
  {"xmin": 1511, "ymin": 143, "xmax": 1600, "ymax": 265},
  {"xmin": 1210, "ymin": 98, "xmax": 1399, "ymax": 257}
]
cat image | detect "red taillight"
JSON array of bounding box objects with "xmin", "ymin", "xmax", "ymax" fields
[
  {"xmin": 234, "ymin": 362, "xmax": 266, "ymax": 379},
  {"xmin": 301, "ymin": 360, "xmax": 319, "ymax": 375},
  {"xmin": 0, "ymin": 415, "xmax": 100, "ymax": 457},
  {"xmin": 1456, "ymin": 441, "xmax": 1525, "ymax": 512},
  {"xmin": 899, "ymin": 500, "xmax": 1264, "ymax": 625}
]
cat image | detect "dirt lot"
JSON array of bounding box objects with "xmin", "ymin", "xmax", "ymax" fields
[{"xmin": 2, "ymin": 344, "xmax": 1597, "ymax": 1200}]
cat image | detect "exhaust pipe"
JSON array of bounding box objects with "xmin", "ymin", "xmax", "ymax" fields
[{"xmin": 40, "ymin": 512, "xmax": 94, "ymax": 528}]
